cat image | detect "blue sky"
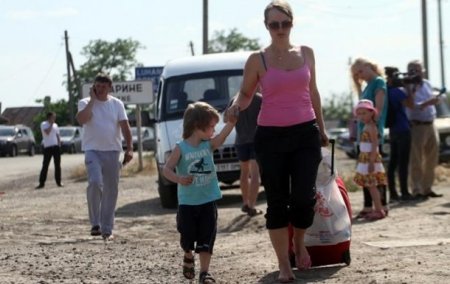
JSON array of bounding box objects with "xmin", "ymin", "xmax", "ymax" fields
[{"xmin": 0, "ymin": 0, "xmax": 449, "ymax": 110}]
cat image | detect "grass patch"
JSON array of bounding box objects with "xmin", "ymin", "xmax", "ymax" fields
[{"xmin": 339, "ymin": 173, "xmax": 360, "ymax": 193}]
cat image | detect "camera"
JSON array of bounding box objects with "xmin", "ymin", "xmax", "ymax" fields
[{"xmin": 385, "ymin": 66, "xmax": 422, "ymax": 88}]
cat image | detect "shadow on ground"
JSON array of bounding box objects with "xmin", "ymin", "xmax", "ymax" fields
[
  {"xmin": 258, "ymin": 265, "xmax": 345, "ymax": 283},
  {"xmin": 115, "ymin": 191, "xmax": 266, "ymax": 218}
]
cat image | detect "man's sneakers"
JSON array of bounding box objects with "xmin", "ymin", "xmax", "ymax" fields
[
  {"xmin": 91, "ymin": 226, "xmax": 114, "ymax": 241},
  {"xmin": 35, "ymin": 182, "xmax": 64, "ymax": 190},
  {"xmin": 90, "ymin": 225, "xmax": 101, "ymax": 236},
  {"xmin": 102, "ymin": 234, "xmax": 114, "ymax": 242}
]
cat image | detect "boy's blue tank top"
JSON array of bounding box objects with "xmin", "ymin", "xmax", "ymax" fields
[{"xmin": 176, "ymin": 140, "xmax": 222, "ymax": 205}]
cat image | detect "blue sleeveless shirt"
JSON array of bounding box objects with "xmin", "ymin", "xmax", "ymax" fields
[{"xmin": 176, "ymin": 140, "xmax": 222, "ymax": 205}]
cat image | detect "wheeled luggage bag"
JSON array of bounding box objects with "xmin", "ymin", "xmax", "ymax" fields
[{"xmin": 288, "ymin": 139, "xmax": 352, "ymax": 267}]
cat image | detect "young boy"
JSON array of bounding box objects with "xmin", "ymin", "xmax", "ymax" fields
[{"xmin": 163, "ymin": 101, "xmax": 238, "ymax": 283}]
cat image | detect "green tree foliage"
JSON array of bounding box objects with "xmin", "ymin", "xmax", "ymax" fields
[
  {"xmin": 322, "ymin": 92, "xmax": 354, "ymax": 126},
  {"xmin": 208, "ymin": 28, "xmax": 261, "ymax": 53},
  {"xmin": 34, "ymin": 38, "xmax": 144, "ymax": 131},
  {"xmin": 76, "ymin": 38, "xmax": 144, "ymax": 86}
]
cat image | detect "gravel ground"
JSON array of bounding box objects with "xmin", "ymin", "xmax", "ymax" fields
[{"xmin": 0, "ymin": 152, "xmax": 449, "ymax": 284}]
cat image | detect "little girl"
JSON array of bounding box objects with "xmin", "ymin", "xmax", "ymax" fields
[
  {"xmin": 353, "ymin": 99, "xmax": 387, "ymax": 221},
  {"xmin": 163, "ymin": 102, "xmax": 237, "ymax": 283}
]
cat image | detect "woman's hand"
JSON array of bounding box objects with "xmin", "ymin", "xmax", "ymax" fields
[
  {"xmin": 320, "ymin": 131, "xmax": 329, "ymax": 147},
  {"xmin": 225, "ymin": 104, "xmax": 240, "ymax": 122}
]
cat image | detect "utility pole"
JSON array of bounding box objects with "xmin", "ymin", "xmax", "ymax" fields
[
  {"xmin": 64, "ymin": 30, "xmax": 74, "ymax": 125},
  {"xmin": 437, "ymin": 0, "xmax": 446, "ymax": 87},
  {"xmin": 203, "ymin": 0, "xmax": 208, "ymax": 54},
  {"xmin": 421, "ymin": 0, "xmax": 429, "ymax": 79},
  {"xmin": 189, "ymin": 41, "xmax": 195, "ymax": 56}
]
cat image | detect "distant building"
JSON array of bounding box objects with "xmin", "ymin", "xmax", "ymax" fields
[{"xmin": 1, "ymin": 107, "xmax": 44, "ymax": 128}]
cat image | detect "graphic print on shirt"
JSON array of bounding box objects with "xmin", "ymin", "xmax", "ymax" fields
[{"xmin": 185, "ymin": 149, "xmax": 214, "ymax": 186}]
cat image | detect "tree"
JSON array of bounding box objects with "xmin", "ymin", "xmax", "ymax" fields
[
  {"xmin": 208, "ymin": 28, "xmax": 261, "ymax": 53},
  {"xmin": 76, "ymin": 38, "xmax": 144, "ymax": 86},
  {"xmin": 322, "ymin": 92, "xmax": 353, "ymax": 126},
  {"xmin": 34, "ymin": 38, "xmax": 144, "ymax": 138}
]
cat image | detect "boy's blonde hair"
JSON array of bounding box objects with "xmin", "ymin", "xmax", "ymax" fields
[{"xmin": 182, "ymin": 102, "xmax": 220, "ymax": 139}]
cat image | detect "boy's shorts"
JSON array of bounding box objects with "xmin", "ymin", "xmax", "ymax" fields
[
  {"xmin": 176, "ymin": 201, "xmax": 217, "ymax": 254},
  {"xmin": 236, "ymin": 143, "xmax": 256, "ymax": 162}
]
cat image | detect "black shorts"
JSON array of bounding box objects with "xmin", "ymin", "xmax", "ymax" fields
[
  {"xmin": 235, "ymin": 143, "xmax": 256, "ymax": 162},
  {"xmin": 176, "ymin": 201, "xmax": 217, "ymax": 254}
]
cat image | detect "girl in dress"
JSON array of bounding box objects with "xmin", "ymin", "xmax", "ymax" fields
[{"xmin": 353, "ymin": 99, "xmax": 387, "ymax": 221}]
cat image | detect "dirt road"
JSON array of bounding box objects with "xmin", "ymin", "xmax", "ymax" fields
[{"xmin": 0, "ymin": 152, "xmax": 449, "ymax": 283}]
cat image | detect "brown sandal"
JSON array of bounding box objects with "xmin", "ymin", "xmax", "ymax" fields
[
  {"xmin": 247, "ymin": 207, "xmax": 263, "ymax": 217},
  {"xmin": 182, "ymin": 255, "xmax": 195, "ymax": 279},
  {"xmin": 199, "ymin": 271, "xmax": 216, "ymax": 283}
]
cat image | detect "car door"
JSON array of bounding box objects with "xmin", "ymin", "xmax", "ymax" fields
[{"xmin": 15, "ymin": 128, "xmax": 26, "ymax": 154}]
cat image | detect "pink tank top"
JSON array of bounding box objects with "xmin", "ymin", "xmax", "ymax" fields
[{"xmin": 258, "ymin": 48, "xmax": 316, "ymax": 127}]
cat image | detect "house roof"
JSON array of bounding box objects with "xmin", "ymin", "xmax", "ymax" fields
[
  {"xmin": 0, "ymin": 115, "xmax": 8, "ymax": 124},
  {"xmin": 1, "ymin": 107, "xmax": 44, "ymax": 128}
]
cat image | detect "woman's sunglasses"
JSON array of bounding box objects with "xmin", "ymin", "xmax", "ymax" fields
[{"xmin": 267, "ymin": 20, "xmax": 292, "ymax": 30}]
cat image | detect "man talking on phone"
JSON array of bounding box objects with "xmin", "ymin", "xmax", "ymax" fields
[{"xmin": 76, "ymin": 73, "xmax": 133, "ymax": 241}]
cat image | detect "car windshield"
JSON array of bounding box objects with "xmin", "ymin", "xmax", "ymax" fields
[
  {"xmin": 59, "ymin": 129, "xmax": 75, "ymax": 137},
  {"xmin": 159, "ymin": 70, "xmax": 243, "ymax": 121},
  {"xmin": 0, "ymin": 128, "xmax": 15, "ymax": 136}
]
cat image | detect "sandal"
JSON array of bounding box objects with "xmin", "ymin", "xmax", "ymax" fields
[
  {"xmin": 354, "ymin": 210, "xmax": 372, "ymax": 219},
  {"xmin": 183, "ymin": 255, "xmax": 195, "ymax": 280},
  {"xmin": 199, "ymin": 271, "xmax": 216, "ymax": 283},
  {"xmin": 365, "ymin": 210, "xmax": 386, "ymax": 221},
  {"xmin": 247, "ymin": 207, "xmax": 263, "ymax": 217}
]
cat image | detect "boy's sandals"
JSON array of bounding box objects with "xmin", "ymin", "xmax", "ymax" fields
[
  {"xmin": 199, "ymin": 271, "xmax": 216, "ymax": 283},
  {"xmin": 247, "ymin": 207, "xmax": 263, "ymax": 217},
  {"xmin": 241, "ymin": 204, "xmax": 250, "ymax": 213},
  {"xmin": 183, "ymin": 255, "xmax": 195, "ymax": 280}
]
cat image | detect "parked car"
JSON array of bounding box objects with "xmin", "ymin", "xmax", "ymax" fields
[
  {"xmin": 0, "ymin": 125, "xmax": 36, "ymax": 157},
  {"xmin": 327, "ymin": 127, "xmax": 348, "ymax": 140},
  {"xmin": 59, "ymin": 126, "xmax": 83, "ymax": 154},
  {"xmin": 122, "ymin": 126, "xmax": 155, "ymax": 152},
  {"xmin": 153, "ymin": 52, "xmax": 249, "ymax": 208},
  {"xmin": 435, "ymin": 98, "xmax": 450, "ymax": 162}
]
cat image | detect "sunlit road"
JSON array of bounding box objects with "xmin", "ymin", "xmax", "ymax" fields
[{"xmin": 0, "ymin": 153, "xmax": 85, "ymax": 183}]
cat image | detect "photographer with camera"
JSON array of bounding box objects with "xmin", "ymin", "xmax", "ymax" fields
[
  {"xmin": 405, "ymin": 60, "xmax": 443, "ymax": 199},
  {"xmin": 385, "ymin": 67, "xmax": 415, "ymax": 202}
]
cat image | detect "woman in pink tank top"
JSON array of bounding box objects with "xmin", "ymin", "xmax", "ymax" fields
[{"xmin": 227, "ymin": 1, "xmax": 328, "ymax": 282}]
